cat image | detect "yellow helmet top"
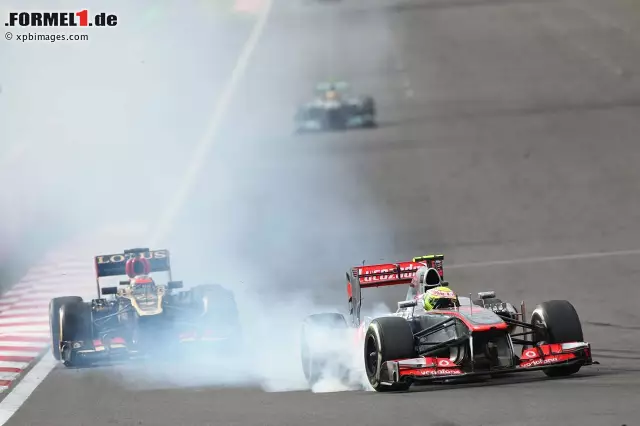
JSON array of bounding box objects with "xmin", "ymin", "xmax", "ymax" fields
[{"xmin": 423, "ymin": 286, "xmax": 459, "ymax": 311}]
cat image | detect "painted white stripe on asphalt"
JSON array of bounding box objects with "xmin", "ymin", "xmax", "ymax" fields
[
  {"xmin": 16, "ymin": 295, "xmax": 66, "ymax": 303},
  {"xmin": 0, "ymin": 290, "xmax": 30, "ymax": 298},
  {"xmin": 0, "ymin": 330, "xmax": 49, "ymax": 336},
  {"xmin": 5, "ymin": 284, "xmax": 32, "ymax": 292},
  {"xmin": 0, "ymin": 372, "xmax": 20, "ymax": 381},
  {"xmin": 0, "ymin": 341, "xmax": 48, "ymax": 348},
  {"xmin": 448, "ymin": 248, "xmax": 640, "ymax": 269},
  {"xmin": 19, "ymin": 274, "xmax": 75, "ymax": 284},
  {"xmin": 0, "ymin": 362, "xmax": 29, "ymax": 370},
  {"xmin": 0, "ymin": 351, "xmax": 40, "ymax": 358},
  {"xmin": 0, "ymin": 308, "xmax": 48, "ymax": 317},
  {"xmin": 0, "ymin": 325, "xmax": 49, "ymax": 333},
  {"xmin": 0, "ymin": 354, "xmax": 57, "ymax": 422},
  {"xmin": 0, "ymin": 318, "xmax": 48, "ymax": 326},
  {"xmin": 21, "ymin": 273, "xmax": 83, "ymax": 281}
]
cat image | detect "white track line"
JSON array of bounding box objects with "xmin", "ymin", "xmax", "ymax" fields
[
  {"xmin": 0, "ymin": 2, "xmax": 275, "ymax": 424},
  {"xmin": 448, "ymin": 248, "xmax": 640, "ymax": 269},
  {"xmin": 0, "ymin": 342, "xmax": 48, "ymax": 349},
  {"xmin": 149, "ymin": 0, "xmax": 274, "ymax": 246},
  {"xmin": 0, "ymin": 354, "xmax": 57, "ymax": 425}
]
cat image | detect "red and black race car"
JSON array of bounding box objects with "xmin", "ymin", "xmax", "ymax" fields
[
  {"xmin": 49, "ymin": 248, "xmax": 242, "ymax": 367},
  {"xmin": 300, "ymin": 254, "xmax": 596, "ymax": 392}
]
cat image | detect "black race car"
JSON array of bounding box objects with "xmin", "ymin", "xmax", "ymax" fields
[
  {"xmin": 295, "ymin": 81, "xmax": 376, "ymax": 132},
  {"xmin": 49, "ymin": 247, "xmax": 242, "ymax": 367}
]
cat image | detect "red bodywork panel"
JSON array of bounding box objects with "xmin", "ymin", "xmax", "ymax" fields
[
  {"xmin": 398, "ymin": 357, "xmax": 464, "ymax": 377},
  {"xmin": 518, "ymin": 342, "xmax": 581, "ymax": 368},
  {"xmin": 394, "ymin": 342, "xmax": 589, "ymax": 379},
  {"xmin": 355, "ymin": 259, "xmax": 443, "ymax": 288}
]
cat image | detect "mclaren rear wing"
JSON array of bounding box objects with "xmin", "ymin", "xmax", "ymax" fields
[{"xmin": 346, "ymin": 254, "xmax": 444, "ymax": 326}]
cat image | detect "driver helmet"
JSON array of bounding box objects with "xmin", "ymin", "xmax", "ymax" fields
[
  {"xmin": 131, "ymin": 274, "xmax": 155, "ymax": 287},
  {"xmin": 423, "ymin": 286, "xmax": 460, "ymax": 311},
  {"xmin": 326, "ymin": 89, "xmax": 339, "ymax": 100}
]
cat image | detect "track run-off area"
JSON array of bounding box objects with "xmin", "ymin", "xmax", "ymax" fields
[{"xmin": 2, "ymin": 0, "xmax": 640, "ymax": 425}]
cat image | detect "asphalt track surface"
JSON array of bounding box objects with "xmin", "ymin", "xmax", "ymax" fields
[{"xmin": 6, "ymin": 0, "xmax": 640, "ymax": 425}]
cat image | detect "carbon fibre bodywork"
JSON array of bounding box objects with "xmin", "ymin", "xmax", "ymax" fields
[{"xmin": 50, "ymin": 248, "xmax": 242, "ymax": 367}]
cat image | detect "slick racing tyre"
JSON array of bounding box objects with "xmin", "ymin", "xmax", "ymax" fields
[
  {"xmin": 364, "ymin": 316, "xmax": 415, "ymax": 392},
  {"xmin": 59, "ymin": 300, "xmax": 93, "ymax": 367},
  {"xmin": 362, "ymin": 96, "xmax": 377, "ymax": 128},
  {"xmin": 49, "ymin": 296, "xmax": 83, "ymax": 360},
  {"xmin": 191, "ymin": 284, "xmax": 243, "ymax": 353},
  {"xmin": 191, "ymin": 284, "xmax": 240, "ymax": 327},
  {"xmin": 531, "ymin": 300, "xmax": 584, "ymax": 377},
  {"xmin": 300, "ymin": 313, "xmax": 349, "ymax": 388}
]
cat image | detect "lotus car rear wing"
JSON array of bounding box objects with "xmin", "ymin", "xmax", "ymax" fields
[
  {"xmin": 93, "ymin": 248, "xmax": 172, "ymax": 296},
  {"xmin": 346, "ymin": 255, "xmax": 443, "ymax": 326}
]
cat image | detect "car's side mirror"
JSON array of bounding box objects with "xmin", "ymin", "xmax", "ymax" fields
[
  {"xmin": 101, "ymin": 286, "xmax": 117, "ymax": 295},
  {"xmin": 168, "ymin": 281, "xmax": 183, "ymax": 289},
  {"xmin": 398, "ymin": 300, "xmax": 418, "ymax": 309},
  {"xmin": 477, "ymin": 291, "xmax": 496, "ymax": 299}
]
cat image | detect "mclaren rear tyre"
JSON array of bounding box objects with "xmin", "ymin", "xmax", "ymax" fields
[
  {"xmin": 300, "ymin": 313, "xmax": 349, "ymax": 389},
  {"xmin": 192, "ymin": 284, "xmax": 240, "ymax": 326},
  {"xmin": 59, "ymin": 301, "xmax": 93, "ymax": 367},
  {"xmin": 364, "ymin": 316, "xmax": 416, "ymax": 392},
  {"xmin": 531, "ymin": 300, "xmax": 584, "ymax": 377},
  {"xmin": 49, "ymin": 296, "xmax": 84, "ymax": 360},
  {"xmin": 191, "ymin": 284, "xmax": 244, "ymax": 354}
]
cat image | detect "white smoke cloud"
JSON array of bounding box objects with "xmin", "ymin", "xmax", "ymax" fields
[{"xmin": 89, "ymin": 284, "xmax": 396, "ymax": 394}]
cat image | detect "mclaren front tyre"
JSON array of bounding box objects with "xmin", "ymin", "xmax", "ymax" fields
[
  {"xmin": 531, "ymin": 300, "xmax": 585, "ymax": 377},
  {"xmin": 364, "ymin": 316, "xmax": 415, "ymax": 392}
]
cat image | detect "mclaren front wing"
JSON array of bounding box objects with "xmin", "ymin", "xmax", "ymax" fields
[{"xmin": 380, "ymin": 342, "xmax": 594, "ymax": 385}]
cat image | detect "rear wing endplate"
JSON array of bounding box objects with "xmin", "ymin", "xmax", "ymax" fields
[{"xmin": 345, "ymin": 254, "xmax": 444, "ymax": 326}]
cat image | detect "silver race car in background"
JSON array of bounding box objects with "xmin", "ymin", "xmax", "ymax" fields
[{"xmin": 295, "ymin": 81, "xmax": 376, "ymax": 132}]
